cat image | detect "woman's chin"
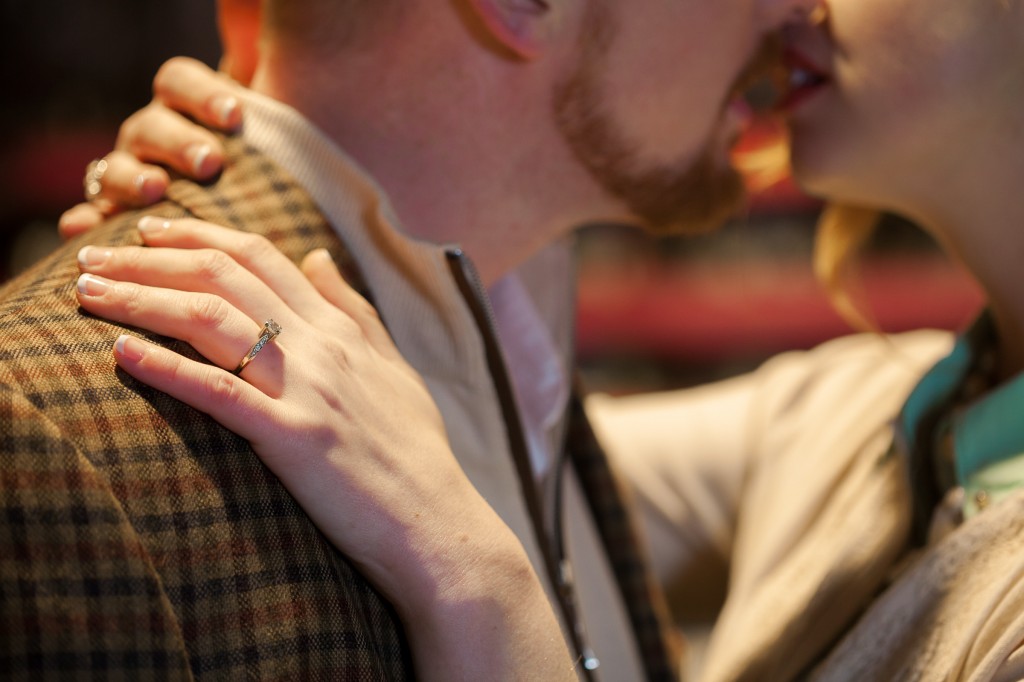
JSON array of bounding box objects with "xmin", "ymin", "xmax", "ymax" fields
[{"xmin": 789, "ymin": 161, "xmax": 860, "ymax": 208}]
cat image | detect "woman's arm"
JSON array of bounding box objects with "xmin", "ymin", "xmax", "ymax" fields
[{"xmin": 75, "ymin": 217, "xmax": 576, "ymax": 681}]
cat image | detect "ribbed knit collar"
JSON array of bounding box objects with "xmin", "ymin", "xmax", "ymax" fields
[{"xmin": 900, "ymin": 311, "xmax": 1024, "ymax": 530}]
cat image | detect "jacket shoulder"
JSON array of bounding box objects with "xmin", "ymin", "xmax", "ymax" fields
[
  {"xmin": 0, "ymin": 194, "xmax": 408, "ymax": 677},
  {"xmin": 0, "ymin": 381, "xmax": 194, "ymax": 679}
]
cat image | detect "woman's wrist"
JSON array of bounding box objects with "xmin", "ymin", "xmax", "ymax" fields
[
  {"xmin": 370, "ymin": 479, "xmax": 526, "ymax": 620},
  {"xmin": 386, "ymin": 499, "xmax": 575, "ymax": 681}
]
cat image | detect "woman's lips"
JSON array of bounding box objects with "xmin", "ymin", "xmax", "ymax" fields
[{"xmin": 776, "ymin": 48, "xmax": 830, "ymax": 112}]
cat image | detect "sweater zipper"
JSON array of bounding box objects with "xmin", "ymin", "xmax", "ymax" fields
[{"xmin": 445, "ymin": 248, "xmax": 599, "ymax": 679}]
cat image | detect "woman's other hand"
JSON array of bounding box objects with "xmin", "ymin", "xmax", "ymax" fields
[{"xmin": 59, "ymin": 59, "xmax": 242, "ymax": 240}]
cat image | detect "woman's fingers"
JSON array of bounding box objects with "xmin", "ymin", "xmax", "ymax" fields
[
  {"xmin": 77, "ymin": 241, "xmax": 295, "ymax": 329},
  {"xmin": 91, "ymin": 151, "xmax": 170, "ymax": 209},
  {"xmin": 76, "ymin": 273, "xmax": 287, "ymax": 391},
  {"xmin": 122, "ymin": 57, "xmax": 243, "ymax": 181},
  {"xmin": 112, "ymin": 333, "xmax": 280, "ymax": 444},
  {"xmin": 62, "ymin": 151, "xmax": 169, "ymax": 239},
  {"xmin": 153, "ymin": 57, "xmax": 243, "ymax": 131},
  {"xmin": 133, "ymin": 218, "xmax": 334, "ymax": 319},
  {"xmin": 58, "ymin": 203, "xmax": 109, "ymax": 240},
  {"xmin": 117, "ymin": 104, "xmax": 224, "ymax": 180},
  {"xmin": 301, "ymin": 249, "xmax": 402, "ymax": 362},
  {"xmin": 58, "ymin": 57, "xmax": 241, "ymax": 240}
]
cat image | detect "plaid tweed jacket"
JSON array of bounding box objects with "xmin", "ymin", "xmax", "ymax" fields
[{"xmin": 0, "ymin": 138, "xmax": 677, "ymax": 680}]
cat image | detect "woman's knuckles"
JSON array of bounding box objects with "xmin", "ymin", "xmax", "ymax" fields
[
  {"xmin": 194, "ymin": 248, "xmax": 239, "ymax": 283},
  {"xmin": 199, "ymin": 367, "xmax": 243, "ymax": 406},
  {"xmin": 186, "ymin": 293, "xmax": 234, "ymax": 331}
]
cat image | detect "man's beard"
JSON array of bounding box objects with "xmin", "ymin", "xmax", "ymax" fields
[{"xmin": 554, "ymin": 8, "xmax": 770, "ymax": 236}]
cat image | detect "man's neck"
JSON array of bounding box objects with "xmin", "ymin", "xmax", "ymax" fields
[{"xmin": 249, "ymin": 38, "xmax": 606, "ymax": 286}]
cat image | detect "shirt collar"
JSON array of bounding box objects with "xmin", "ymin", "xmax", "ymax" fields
[{"xmin": 900, "ymin": 312, "xmax": 1024, "ymax": 487}]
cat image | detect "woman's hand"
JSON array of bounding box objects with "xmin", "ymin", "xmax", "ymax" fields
[
  {"xmin": 76, "ymin": 216, "xmax": 461, "ymax": 592},
  {"xmin": 74, "ymin": 218, "xmax": 575, "ymax": 680},
  {"xmin": 60, "ymin": 58, "xmax": 242, "ymax": 240}
]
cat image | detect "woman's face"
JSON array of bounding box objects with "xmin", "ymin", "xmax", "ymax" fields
[{"xmin": 780, "ymin": 0, "xmax": 1022, "ymax": 213}]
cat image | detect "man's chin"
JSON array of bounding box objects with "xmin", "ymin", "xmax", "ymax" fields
[
  {"xmin": 630, "ymin": 162, "xmax": 747, "ymax": 237},
  {"xmin": 553, "ymin": 3, "xmax": 749, "ymax": 240}
]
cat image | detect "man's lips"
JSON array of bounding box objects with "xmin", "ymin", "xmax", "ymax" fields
[
  {"xmin": 726, "ymin": 95, "xmax": 754, "ymax": 132},
  {"xmin": 777, "ymin": 48, "xmax": 830, "ymax": 112}
]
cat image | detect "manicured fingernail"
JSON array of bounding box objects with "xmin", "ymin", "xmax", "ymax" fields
[
  {"xmin": 133, "ymin": 171, "xmax": 162, "ymax": 202},
  {"xmin": 212, "ymin": 95, "xmax": 239, "ymax": 128},
  {"xmin": 311, "ymin": 248, "xmax": 333, "ymax": 264},
  {"xmin": 77, "ymin": 246, "xmax": 111, "ymax": 267},
  {"xmin": 186, "ymin": 143, "xmax": 212, "ymax": 177},
  {"xmin": 77, "ymin": 273, "xmax": 111, "ymax": 296},
  {"xmin": 138, "ymin": 216, "xmax": 171, "ymax": 234},
  {"xmin": 92, "ymin": 198, "xmax": 115, "ymax": 214},
  {"xmin": 115, "ymin": 334, "xmax": 146, "ymax": 362}
]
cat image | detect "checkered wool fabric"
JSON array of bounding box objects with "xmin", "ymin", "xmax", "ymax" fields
[
  {"xmin": 0, "ymin": 138, "xmax": 411, "ymax": 680},
  {"xmin": 1, "ymin": 137, "xmax": 679, "ymax": 681}
]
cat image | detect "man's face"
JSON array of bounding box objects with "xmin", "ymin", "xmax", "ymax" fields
[{"xmin": 555, "ymin": 0, "xmax": 771, "ymax": 235}]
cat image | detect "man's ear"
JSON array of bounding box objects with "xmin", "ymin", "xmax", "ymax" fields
[
  {"xmin": 217, "ymin": 0, "xmax": 262, "ymax": 84},
  {"xmin": 465, "ymin": 0, "xmax": 552, "ymax": 60}
]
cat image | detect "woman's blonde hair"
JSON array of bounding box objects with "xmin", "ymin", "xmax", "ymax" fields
[
  {"xmin": 813, "ymin": 203, "xmax": 881, "ymax": 331},
  {"xmin": 736, "ymin": 136, "xmax": 881, "ymax": 332}
]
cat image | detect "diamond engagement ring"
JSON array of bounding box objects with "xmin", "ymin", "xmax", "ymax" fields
[
  {"xmin": 84, "ymin": 157, "xmax": 109, "ymax": 201},
  {"xmin": 233, "ymin": 319, "xmax": 283, "ymax": 376}
]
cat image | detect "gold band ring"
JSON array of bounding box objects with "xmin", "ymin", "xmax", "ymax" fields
[
  {"xmin": 84, "ymin": 158, "xmax": 109, "ymax": 202},
  {"xmin": 233, "ymin": 319, "xmax": 283, "ymax": 375}
]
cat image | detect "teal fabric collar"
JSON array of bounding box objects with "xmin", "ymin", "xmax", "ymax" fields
[
  {"xmin": 899, "ymin": 311, "xmax": 1024, "ymax": 508},
  {"xmin": 953, "ymin": 364, "xmax": 1024, "ymax": 485},
  {"xmin": 898, "ymin": 325, "xmax": 974, "ymax": 469}
]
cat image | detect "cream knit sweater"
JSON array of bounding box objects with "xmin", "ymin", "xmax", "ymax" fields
[{"xmin": 591, "ymin": 330, "xmax": 1024, "ymax": 681}]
